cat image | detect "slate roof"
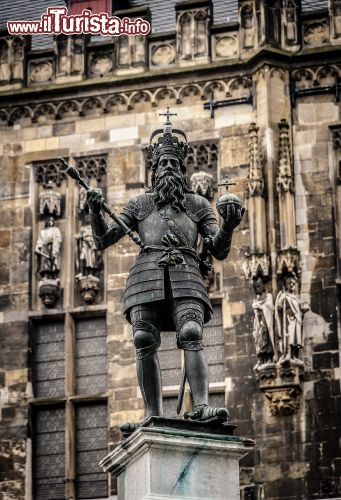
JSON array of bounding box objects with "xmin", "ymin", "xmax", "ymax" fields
[
  {"xmin": 0, "ymin": 0, "xmax": 330, "ymax": 49},
  {"xmin": 0, "ymin": 0, "xmax": 66, "ymax": 49}
]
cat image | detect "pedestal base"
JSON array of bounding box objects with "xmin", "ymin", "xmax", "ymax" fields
[{"xmin": 100, "ymin": 417, "xmax": 255, "ymax": 500}]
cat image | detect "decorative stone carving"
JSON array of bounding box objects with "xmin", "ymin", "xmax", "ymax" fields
[
  {"xmin": 176, "ymin": 6, "xmax": 210, "ymax": 61},
  {"xmin": 8, "ymin": 106, "xmax": 31, "ymax": 126},
  {"xmin": 3, "ymin": 143, "xmax": 22, "ymax": 157},
  {"xmin": 275, "ymin": 272, "xmax": 308, "ymax": 362},
  {"xmin": 75, "ymin": 155, "xmax": 107, "ymax": 183},
  {"xmin": 75, "ymin": 224, "xmax": 101, "ymax": 278},
  {"xmin": 38, "ymin": 278, "xmax": 60, "ymax": 308},
  {"xmin": 33, "ymin": 103, "xmax": 56, "ymax": 124},
  {"xmin": 331, "ymin": 125, "xmax": 341, "ymax": 149},
  {"xmin": 117, "ymin": 34, "xmax": 145, "ymax": 69},
  {"xmin": 281, "ymin": 0, "xmax": 299, "ymax": 46},
  {"xmin": 56, "ymin": 99, "xmax": 80, "ymax": 119},
  {"xmin": 77, "ymin": 275, "xmax": 100, "ymax": 304},
  {"xmin": 0, "ymin": 77, "xmax": 259, "ymax": 127},
  {"xmin": 246, "ymin": 123, "xmax": 268, "ymax": 258},
  {"xmin": 330, "ymin": 0, "xmax": 341, "ymax": 38},
  {"xmin": 151, "ymin": 43, "xmax": 176, "ymax": 67},
  {"xmin": 75, "ymin": 221, "xmax": 102, "ymax": 304},
  {"xmin": 252, "ymin": 277, "xmax": 276, "ymax": 368},
  {"xmin": 0, "ymin": 36, "xmax": 24, "ymax": 85},
  {"xmin": 36, "ymin": 216, "xmax": 62, "ymax": 308},
  {"xmin": 303, "ymin": 22, "xmax": 328, "ymax": 45},
  {"xmin": 81, "ymin": 97, "xmax": 103, "ymax": 116},
  {"xmin": 29, "ymin": 60, "xmax": 54, "ymax": 84},
  {"xmin": 0, "ymin": 38, "xmax": 10, "ymax": 83},
  {"xmin": 276, "ymin": 119, "xmax": 294, "ymax": 193},
  {"xmin": 56, "ymin": 34, "xmax": 85, "ymax": 76},
  {"xmin": 248, "ymin": 123, "xmax": 264, "ymax": 197},
  {"xmin": 265, "ymin": 387, "xmax": 301, "ymax": 416},
  {"xmin": 214, "ymin": 35, "xmax": 238, "ymax": 58},
  {"xmin": 185, "ymin": 141, "xmax": 218, "ymax": 182},
  {"xmin": 88, "ymin": 50, "xmax": 114, "ymax": 78},
  {"xmin": 276, "ymin": 119, "xmax": 297, "ymax": 250},
  {"xmin": 240, "ymin": 3, "xmax": 255, "ymax": 49},
  {"xmin": 39, "ymin": 183, "xmax": 62, "ymax": 217},
  {"xmin": 35, "ymin": 217, "xmax": 62, "ymax": 279},
  {"xmin": 33, "ymin": 160, "xmax": 67, "ymax": 188},
  {"xmin": 244, "ymin": 254, "xmax": 271, "ymax": 279},
  {"xmin": 277, "ymin": 248, "xmax": 300, "ymax": 277},
  {"xmin": 190, "ymin": 172, "xmax": 214, "ymax": 201}
]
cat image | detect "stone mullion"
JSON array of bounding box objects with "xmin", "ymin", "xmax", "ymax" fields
[
  {"xmin": 329, "ymin": 125, "xmax": 341, "ymax": 278},
  {"xmin": 64, "ymin": 312, "xmax": 76, "ymax": 497},
  {"xmin": 63, "ymin": 161, "xmax": 76, "ymax": 309},
  {"xmin": 65, "ymin": 399, "xmax": 76, "ymax": 499},
  {"xmin": 30, "ymin": 166, "xmax": 40, "ymax": 311}
]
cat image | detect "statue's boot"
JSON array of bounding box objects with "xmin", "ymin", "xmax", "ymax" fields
[
  {"xmin": 136, "ymin": 345, "xmax": 163, "ymax": 417},
  {"xmin": 119, "ymin": 422, "xmax": 141, "ymax": 439},
  {"xmin": 183, "ymin": 349, "xmax": 229, "ymax": 423},
  {"xmin": 120, "ymin": 343, "xmax": 163, "ymax": 439},
  {"xmin": 184, "ymin": 404, "xmax": 229, "ymax": 423}
]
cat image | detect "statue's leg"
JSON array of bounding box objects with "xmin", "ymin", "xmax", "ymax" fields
[
  {"xmin": 173, "ymin": 300, "xmax": 208, "ymax": 408},
  {"xmin": 173, "ymin": 299, "xmax": 229, "ymax": 422},
  {"xmin": 130, "ymin": 304, "xmax": 163, "ymax": 418}
]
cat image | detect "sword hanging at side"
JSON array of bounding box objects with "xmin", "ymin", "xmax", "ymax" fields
[
  {"xmin": 59, "ymin": 157, "xmax": 144, "ymax": 249},
  {"xmin": 176, "ymin": 365, "xmax": 187, "ymax": 415}
]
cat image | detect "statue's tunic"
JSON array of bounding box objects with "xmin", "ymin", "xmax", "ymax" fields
[{"xmin": 94, "ymin": 193, "xmax": 226, "ymax": 328}]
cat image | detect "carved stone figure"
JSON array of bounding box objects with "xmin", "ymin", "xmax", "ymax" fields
[
  {"xmin": 252, "ymin": 277, "xmax": 275, "ymax": 368},
  {"xmin": 39, "ymin": 182, "xmax": 62, "ymax": 217},
  {"xmin": 283, "ymin": 0, "xmax": 298, "ymax": 44},
  {"xmin": 76, "ymin": 223, "xmax": 101, "ymax": 277},
  {"xmin": 265, "ymin": 388, "xmax": 300, "ymax": 416},
  {"xmin": 35, "ymin": 217, "xmax": 62, "ymax": 279},
  {"xmin": 275, "ymin": 273, "xmax": 308, "ymax": 362},
  {"xmin": 84, "ymin": 111, "xmax": 244, "ymax": 427},
  {"xmin": 241, "ymin": 4, "xmax": 254, "ymax": 49}
]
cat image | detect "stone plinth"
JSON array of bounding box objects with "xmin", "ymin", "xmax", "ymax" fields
[{"xmin": 100, "ymin": 417, "xmax": 255, "ymax": 500}]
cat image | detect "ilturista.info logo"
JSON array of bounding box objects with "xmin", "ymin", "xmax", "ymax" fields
[{"xmin": 7, "ymin": 7, "xmax": 151, "ymax": 36}]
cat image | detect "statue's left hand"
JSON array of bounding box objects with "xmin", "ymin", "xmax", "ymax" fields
[{"xmin": 221, "ymin": 203, "xmax": 245, "ymax": 231}]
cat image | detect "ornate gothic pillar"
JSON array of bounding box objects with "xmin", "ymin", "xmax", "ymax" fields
[
  {"xmin": 276, "ymin": 118, "xmax": 300, "ymax": 278},
  {"xmin": 245, "ymin": 123, "xmax": 270, "ymax": 279}
]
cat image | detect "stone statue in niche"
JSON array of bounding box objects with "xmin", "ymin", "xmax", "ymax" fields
[
  {"xmin": 35, "ymin": 216, "xmax": 62, "ymax": 278},
  {"xmin": 0, "ymin": 39, "xmax": 10, "ymax": 83},
  {"xmin": 241, "ymin": 4, "xmax": 254, "ymax": 49},
  {"xmin": 283, "ymin": 0, "xmax": 298, "ymax": 44},
  {"xmin": 35, "ymin": 216, "xmax": 62, "ymax": 308},
  {"xmin": 275, "ymin": 272, "xmax": 308, "ymax": 363},
  {"xmin": 76, "ymin": 221, "xmax": 101, "ymax": 277},
  {"xmin": 179, "ymin": 12, "xmax": 192, "ymax": 60},
  {"xmin": 332, "ymin": 0, "xmax": 341, "ymax": 37},
  {"xmin": 252, "ymin": 277, "xmax": 276, "ymax": 368},
  {"xmin": 75, "ymin": 215, "xmax": 102, "ymax": 304},
  {"xmin": 61, "ymin": 109, "xmax": 244, "ymax": 431}
]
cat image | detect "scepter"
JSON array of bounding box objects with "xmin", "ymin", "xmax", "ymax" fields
[{"xmin": 59, "ymin": 157, "xmax": 144, "ymax": 248}]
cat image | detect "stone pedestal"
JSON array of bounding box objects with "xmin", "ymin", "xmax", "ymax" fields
[{"xmin": 100, "ymin": 417, "xmax": 255, "ymax": 500}]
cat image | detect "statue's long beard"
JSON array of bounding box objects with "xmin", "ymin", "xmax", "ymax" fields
[{"xmin": 153, "ymin": 170, "xmax": 189, "ymax": 212}]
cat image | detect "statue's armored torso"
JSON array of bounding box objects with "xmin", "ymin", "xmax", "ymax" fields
[{"xmin": 120, "ymin": 192, "xmax": 215, "ymax": 326}]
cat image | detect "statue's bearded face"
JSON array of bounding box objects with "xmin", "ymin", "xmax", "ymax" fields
[{"xmin": 153, "ymin": 154, "xmax": 189, "ymax": 212}]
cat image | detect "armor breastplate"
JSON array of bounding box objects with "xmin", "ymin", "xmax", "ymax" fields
[{"xmin": 137, "ymin": 205, "xmax": 199, "ymax": 247}]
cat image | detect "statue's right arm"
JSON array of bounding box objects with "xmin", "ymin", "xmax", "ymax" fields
[{"xmin": 87, "ymin": 188, "xmax": 136, "ymax": 251}]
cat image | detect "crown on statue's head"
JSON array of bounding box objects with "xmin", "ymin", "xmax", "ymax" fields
[{"xmin": 145, "ymin": 108, "xmax": 188, "ymax": 170}]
